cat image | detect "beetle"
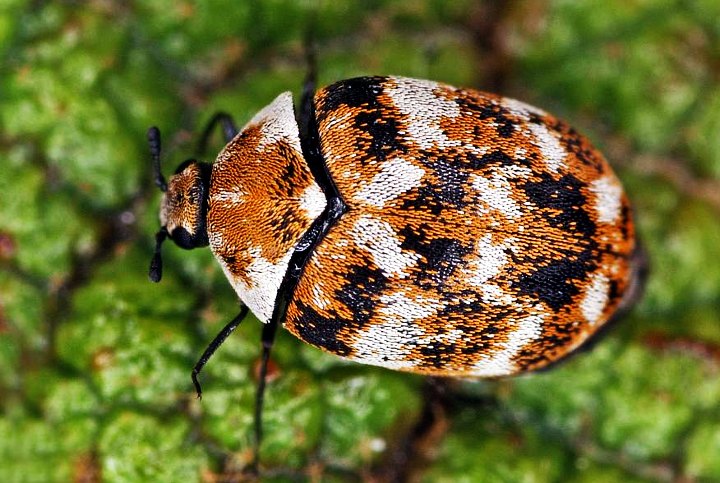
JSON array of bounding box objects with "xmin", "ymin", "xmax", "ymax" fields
[{"xmin": 147, "ymin": 74, "xmax": 644, "ymax": 468}]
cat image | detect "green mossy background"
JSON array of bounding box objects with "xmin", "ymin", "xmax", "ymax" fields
[{"xmin": 2, "ymin": 1, "xmax": 720, "ymax": 482}]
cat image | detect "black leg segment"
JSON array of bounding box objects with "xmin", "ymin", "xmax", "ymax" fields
[
  {"xmin": 191, "ymin": 305, "xmax": 249, "ymax": 399},
  {"xmin": 249, "ymin": 317, "xmax": 280, "ymax": 473},
  {"xmin": 196, "ymin": 112, "xmax": 239, "ymax": 157},
  {"xmin": 298, "ymin": 21, "xmax": 318, "ymax": 141},
  {"xmin": 148, "ymin": 126, "xmax": 167, "ymax": 192}
]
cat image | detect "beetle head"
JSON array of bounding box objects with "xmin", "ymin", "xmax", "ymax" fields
[
  {"xmin": 160, "ymin": 159, "xmax": 211, "ymax": 249},
  {"xmin": 147, "ymin": 127, "xmax": 211, "ymax": 282}
]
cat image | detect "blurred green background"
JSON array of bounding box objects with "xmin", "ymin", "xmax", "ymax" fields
[{"xmin": 2, "ymin": 1, "xmax": 720, "ymax": 482}]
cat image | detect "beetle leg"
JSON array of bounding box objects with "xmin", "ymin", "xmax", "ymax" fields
[
  {"xmin": 615, "ymin": 241, "xmax": 649, "ymax": 316},
  {"xmin": 249, "ymin": 316, "xmax": 279, "ymax": 473},
  {"xmin": 196, "ymin": 112, "xmax": 239, "ymax": 157},
  {"xmin": 191, "ymin": 305, "xmax": 249, "ymax": 399},
  {"xmin": 298, "ymin": 19, "xmax": 317, "ymax": 141}
]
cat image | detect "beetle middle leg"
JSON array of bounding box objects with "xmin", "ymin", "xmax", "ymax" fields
[{"xmin": 247, "ymin": 316, "xmax": 279, "ymax": 474}]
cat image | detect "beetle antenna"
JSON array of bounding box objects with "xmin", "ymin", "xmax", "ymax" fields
[
  {"xmin": 148, "ymin": 126, "xmax": 167, "ymax": 192},
  {"xmin": 149, "ymin": 226, "xmax": 168, "ymax": 282}
]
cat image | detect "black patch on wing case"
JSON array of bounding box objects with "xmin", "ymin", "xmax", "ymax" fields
[
  {"xmin": 319, "ymin": 76, "xmax": 386, "ymax": 114},
  {"xmin": 515, "ymin": 257, "xmax": 589, "ymax": 311},
  {"xmin": 521, "ymin": 172, "xmax": 596, "ymax": 237},
  {"xmin": 293, "ymin": 301, "xmax": 352, "ymax": 356},
  {"xmin": 354, "ymin": 111, "xmax": 405, "ymax": 162},
  {"xmin": 322, "ymin": 77, "xmax": 408, "ymax": 163},
  {"xmin": 398, "ymin": 226, "xmax": 472, "ymax": 288},
  {"xmin": 336, "ymin": 264, "xmax": 389, "ymax": 328}
]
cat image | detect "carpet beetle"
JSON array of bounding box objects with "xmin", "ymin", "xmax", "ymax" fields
[{"xmin": 149, "ymin": 75, "xmax": 644, "ymax": 390}]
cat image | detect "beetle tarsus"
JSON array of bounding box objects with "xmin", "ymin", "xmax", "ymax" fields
[{"xmin": 191, "ymin": 369, "xmax": 203, "ymax": 400}]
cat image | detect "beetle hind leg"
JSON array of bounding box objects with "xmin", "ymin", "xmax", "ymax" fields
[{"xmin": 298, "ymin": 15, "xmax": 318, "ymax": 140}]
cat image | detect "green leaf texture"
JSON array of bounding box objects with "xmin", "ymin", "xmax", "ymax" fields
[{"xmin": 1, "ymin": 1, "xmax": 719, "ymax": 481}]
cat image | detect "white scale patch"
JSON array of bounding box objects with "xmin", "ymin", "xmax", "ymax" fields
[
  {"xmin": 387, "ymin": 77, "xmax": 462, "ymax": 150},
  {"xmin": 501, "ymin": 96, "xmax": 547, "ymax": 119},
  {"xmin": 590, "ymin": 175, "xmax": 623, "ymax": 224},
  {"xmin": 299, "ymin": 182, "xmax": 326, "ymax": 220},
  {"xmin": 241, "ymin": 91, "xmax": 303, "ymax": 153},
  {"xmin": 468, "ymin": 234, "xmax": 512, "ymax": 286},
  {"xmin": 378, "ymin": 290, "xmax": 446, "ymax": 321},
  {"xmin": 211, "ymin": 185, "xmax": 247, "ymax": 205},
  {"xmin": 580, "ymin": 272, "xmax": 610, "ymax": 326},
  {"xmin": 499, "ymin": 163, "xmax": 533, "ymax": 179},
  {"xmin": 469, "ymin": 235, "xmax": 518, "ymax": 307},
  {"xmin": 350, "ymin": 318, "xmax": 422, "ymax": 370},
  {"xmin": 471, "ymin": 170, "xmax": 524, "ymax": 219},
  {"xmin": 351, "ymin": 214, "xmax": 421, "ymax": 278},
  {"xmin": 471, "ymin": 313, "xmax": 545, "ymax": 377},
  {"xmin": 527, "ymin": 122, "xmax": 567, "ymax": 173},
  {"xmin": 481, "ymin": 283, "xmax": 515, "ymax": 306},
  {"xmin": 351, "ymin": 292, "xmax": 444, "ymax": 370},
  {"xmin": 311, "ymin": 283, "xmax": 328, "ymax": 310},
  {"xmin": 222, "ymin": 247, "xmax": 293, "ymax": 324},
  {"xmin": 416, "ymin": 328, "xmax": 464, "ymax": 347},
  {"xmin": 208, "ymin": 230, "xmax": 224, "ymax": 252},
  {"xmin": 354, "ymin": 157, "xmax": 425, "ymax": 208}
]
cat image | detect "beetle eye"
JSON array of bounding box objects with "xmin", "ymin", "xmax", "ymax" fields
[{"xmin": 189, "ymin": 188, "xmax": 200, "ymax": 204}]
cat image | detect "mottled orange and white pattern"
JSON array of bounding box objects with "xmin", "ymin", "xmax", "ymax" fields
[
  {"xmin": 278, "ymin": 76, "xmax": 641, "ymax": 376},
  {"xmin": 199, "ymin": 76, "xmax": 641, "ymax": 377},
  {"xmin": 207, "ymin": 92, "xmax": 326, "ymax": 322}
]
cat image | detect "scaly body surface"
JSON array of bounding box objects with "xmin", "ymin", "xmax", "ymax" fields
[{"xmin": 199, "ymin": 76, "xmax": 641, "ymax": 377}]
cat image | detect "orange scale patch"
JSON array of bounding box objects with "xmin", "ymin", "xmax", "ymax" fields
[
  {"xmin": 208, "ymin": 92, "xmax": 326, "ymax": 323},
  {"xmin": 284, "ymin": 76, "xmax": 638, "ymax": 375},
  {"xmin": 210, "ymin": 127, "xmax": 316, "ymax": 266}
]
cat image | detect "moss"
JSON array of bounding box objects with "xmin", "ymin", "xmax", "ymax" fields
[{"xmin": 1, "ymin": 1, "xmax": 719, "ymax": 481}]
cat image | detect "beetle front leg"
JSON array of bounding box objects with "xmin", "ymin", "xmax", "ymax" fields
[
  {"xmin": 191, "ymin": 305, "xmax": 249, "ymax": 398},
  {"xmin": 196, "ymin": 112, "xmax": 239, "ymax": 156}
]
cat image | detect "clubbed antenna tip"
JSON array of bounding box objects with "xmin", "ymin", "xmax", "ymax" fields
[{"xmin": 149, "ymin": 227, "xmax": 168, "ymax": 282}]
